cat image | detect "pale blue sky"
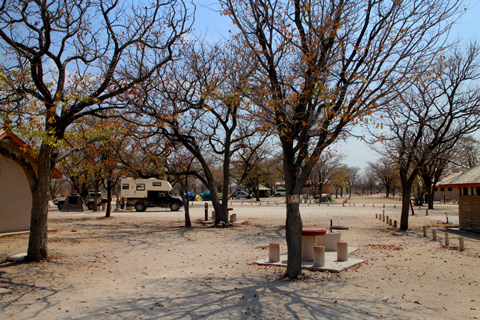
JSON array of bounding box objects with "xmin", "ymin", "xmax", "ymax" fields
[{"xmin": 191, "ymin": 1, "xmax": 480, "ymax": 170}]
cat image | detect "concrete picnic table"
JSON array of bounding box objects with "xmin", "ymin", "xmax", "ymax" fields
[{"xmin": 301, "ymin": 227, "xmax": 327, "ymax": 261}]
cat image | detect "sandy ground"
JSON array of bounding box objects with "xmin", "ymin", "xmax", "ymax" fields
[{"xmin": 1, "ymin": 195, "xmax": 479, "ymax": 320}]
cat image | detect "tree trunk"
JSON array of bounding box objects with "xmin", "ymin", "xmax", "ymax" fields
[
  {"xmin": 385, "ymin": 184, "xmax": 390, "ymax": 198},
  {"xmin": 424, "ymin": 179, "xmax": 434, "ymax": 210},
  {"xmin": 283, "ymin": 152, "xmax": 303, "ymax": 279},
  {"xmin": 285, "ymin": 201, "xmax": 302, "ymax": 279},
  {"xmin": 105, "ymin": 178, "xmax": 112, "ymax": 218},
  {"xmin": 400, "ymin": 184, "xmax": 412, "ymax": 231},
  {"xmin": 27, "ymin": 144, "xmax": 56, "ymax": 261}
]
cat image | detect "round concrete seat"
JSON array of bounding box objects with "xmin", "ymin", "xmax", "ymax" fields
[{"xmin": 302, "ymin": 227, "xmax": 327, "ymax": 236}]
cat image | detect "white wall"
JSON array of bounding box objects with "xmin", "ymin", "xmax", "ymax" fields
[{"xmin": 0, "ymin": 155, "xmax": 32, "ymax": 233}]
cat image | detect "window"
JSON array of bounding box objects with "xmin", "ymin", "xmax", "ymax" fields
[
  {"xmin": 463, "ymin": 187, "xmax": 468, "ymax": 195},
  {"xmin": 136, "ymin": 184, "xmax": 145, "ymax": 191},
  {"xmin": 122, "ymin": 184, "xmax": 129, "ymax": 190},
  {"xmin": 434, "ymin": 187, "xmax": 438, "ymax": 192},
  {"xmin": 448, "ymin": 188, "xmax": 452, "ymax": 191},
  {"xmin": 440, "ymin": 188, "xmax": 445, "ymax": 192},
  {"xmin": 153, "ymin": 182, "xmax": 162, "ymax": 186}
]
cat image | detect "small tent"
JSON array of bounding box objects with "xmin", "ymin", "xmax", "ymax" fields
[
  {"xmin": 258, "ymin": 185, "xmax": 272, "ymax": 198},
  {"xmin": 61, "ymin": 194, "xmax": 87, "ymax": 212}
]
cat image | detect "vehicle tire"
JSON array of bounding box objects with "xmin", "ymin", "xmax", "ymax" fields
[
  {"xmin": 135, "ymin": 202, "xmax": 146, "ymax": 212},
  {"xmin": 170, "ymin": 202, "xmax": 180, "ymax": 211},
  {"xmin": 58, "ymin": 203, "xmax": 63, "ymax": 210},
  {"xmin": 87, "ymin": 203, "xmax": 93, "ymax": 210},
  {"xmin": 247, "ymin": 195, "xmax": 251, "ymax": 199}
]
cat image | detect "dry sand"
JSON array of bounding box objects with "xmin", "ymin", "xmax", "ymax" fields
[{"xmin": 1, "ymin": 195, "xmax": 479, "ymax": 320}]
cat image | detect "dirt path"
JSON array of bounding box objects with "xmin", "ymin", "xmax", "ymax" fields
[{"xmin": 1, "ymin": 197, "xmax": 479, "ymax": 319}]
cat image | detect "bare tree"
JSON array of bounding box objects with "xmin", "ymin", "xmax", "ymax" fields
[
  {"xmin": 419, "ymin": 146, "xmax": 452, "ymax": 209},
  {"xmin": 309, "ymin": 151, "xmax": 343, "ymax": 198},
  {"xmin": 0, "ymin": 0, "xmax": 191, "ymax": 261},
  {"xmin": 451, "ymin": 135, "xmax": 480, "ymax": 170},
  {"xmin": 345, "ymin": 166, "xmax": 360, "ymax": 196},
  {"xmin": 368, "ymin": 157, "xmax": 399, "ymax": 198},
  {"xmin": 221, "ymin": 0, "xmax": 461, "ymax": 278},
  {"xmin": 374, "ymin": 42, "xmax": 480, "ymax": 230},
  {"xmin": 128, "ymin": 43, "xmax": 266, "ymax": 224}
]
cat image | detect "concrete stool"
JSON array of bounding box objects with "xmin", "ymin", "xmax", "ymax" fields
[
  {"xmin": 337, "ymin": 241, "xmax": 348, "ymax": 261},
  {"xmin": 313, "ymin": 246, "xmax": 325, "ymax": 267},
  {"xmin": 301, "ymin": 227, "xmax": 327, "ymax": 261},
  {"xmin": 269, "ymin": 243, "xmax": 280, "ymax": 262},
  {"xmin": 324, "ymin": 232, "xmax": 341, "ymax": 251}
]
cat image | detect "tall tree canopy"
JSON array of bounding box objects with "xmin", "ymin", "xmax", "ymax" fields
[
  {"xmin": 0, "ymin": 0, "xmax": 191, "ymax": 261},
  {"xmin": 221, "ymin": 0, "xmax": 462, "ymax": 278}
]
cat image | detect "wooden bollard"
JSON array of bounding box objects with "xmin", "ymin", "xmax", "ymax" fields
[
  {"xmin": 337, "ymin": 241, "xmax": 348, "ymax": 261},
  {"xmin": 445, "ymin": 232, "xmax": 450, "ymax": 246},
  {"xmin": 230, "ymin": 214, "xmax": 236, "ymax": 223},
  {"xmin": 426, "ymin": 209, "xmax": 429, "ymax": 216},
  {"xmin": 389, "ymin": 219, "xmax": 392, "ymax": 226},
  {"xmin": 269, "ymin": 243, "xmax": 280, "ymax": 262},
  {"xmin": 394, "ymin": 220, "xmax": 397, "ymax": 228},
  {"xmin": 383, "ymin": 204, "xmax": 385, "ymax": 208},
  {"xmin": 432, "ymin": 229, "xmax": 437, "ymax": 241},
  {"xmin": 423, "ymin": 225, "xmax": 427, "ymax": 237},
  {"xmin": 204, "ymin": 202, "xmax": 208, "ymax": 221},
  {"xmin": 386, "ymin": 216, "xmax": 389, "ymax": 224},
  {"xmin": 376, "ymin": 214, "xmax": 378, "ymax": 219},
  {"xmin": 382, "ymin": 212, "xmax": 385, "ymax": 222},
  {"xmin": 313, "ymin": 246, "xmax": 325, "ymax": 267},
  {"xmin": 394, "ymin": 205, "xmax": 396, "ymax": 209},
  {"xmin": 459, "ymin": 237, "xmax": 465, "ymax": 251}
]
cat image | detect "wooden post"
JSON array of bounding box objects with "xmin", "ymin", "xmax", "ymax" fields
[
  {"xmin": 394, "ymin": 220, "xmax": 397, "ymax": 228},
  {"xmin": 445, "ymin": 232, "xmax": 450, "ymax": 246},
  {"xmin": 204, "ymin": 202, "xmax": 208, "ymax": 221},
  {"xmin": 423, "ymin": 225, "xmax": 427, "ymax": 237},
  {"xmin": 432, "ymin": 229, "xmax": 437, "ymax": 241}
]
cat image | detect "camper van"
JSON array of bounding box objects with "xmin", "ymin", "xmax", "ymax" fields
[{"xmin": 120, "ymin": 178, "xmax": 183, "ymax": 212}]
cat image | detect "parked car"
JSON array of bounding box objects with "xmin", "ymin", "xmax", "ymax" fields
[
  {"xmin": 53, "ymin": 196, "xmax": 66, "ymax": 210},
  {"xmin": 120, "ymin": 178, "xmax": 183, "ymax": 211},
  {"xmin": 274, "ymin": 188, "xmax": 286, "ymax": 197},
  {"xmin": 233, "ymin": 190, "xmax": 252, "ymax": 199}
]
